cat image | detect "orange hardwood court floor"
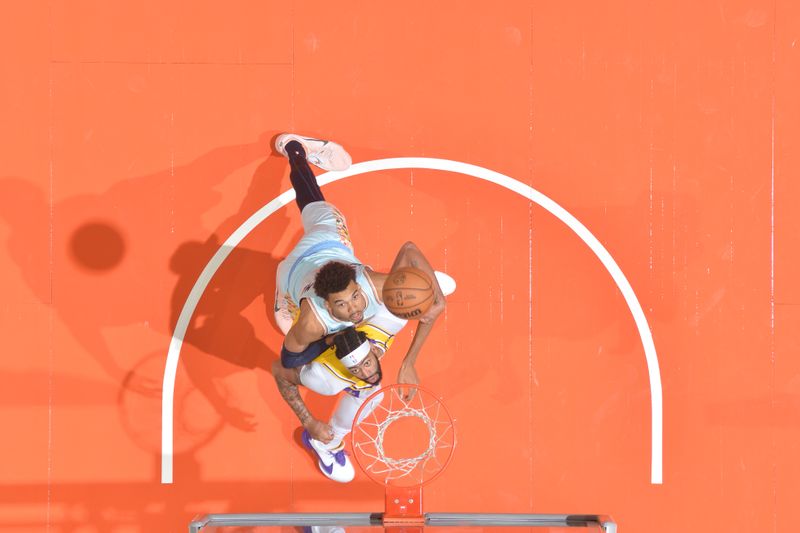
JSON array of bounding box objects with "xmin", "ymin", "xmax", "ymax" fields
[{"xmin": 2, "ymin": 1, "xmax": 800, "ymax": 532}]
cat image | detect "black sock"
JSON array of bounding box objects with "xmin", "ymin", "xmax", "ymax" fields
[{"xmin": 286, "ymin": 141, "xmax": 325, "ymax": 211}]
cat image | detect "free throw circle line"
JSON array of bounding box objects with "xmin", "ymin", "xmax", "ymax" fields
[{"xmin": 161, "ymin": 157, "xmax": 663, "ymax": 485}]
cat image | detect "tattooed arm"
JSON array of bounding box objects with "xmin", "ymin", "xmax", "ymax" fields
[{"xmin": 271, "ymin": 361, "xmax": 334, "ymax": 443}]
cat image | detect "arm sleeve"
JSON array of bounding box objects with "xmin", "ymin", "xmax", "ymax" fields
[{"xmin": 281, "ymin": 337, "xmax": 329, "ymax": 368}]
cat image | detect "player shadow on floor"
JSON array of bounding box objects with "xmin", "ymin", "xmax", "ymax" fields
[
  {"xmin": 110, "ymin": 142, "xmax": 345, "ymax": 489},
  {"xmin": 1, "ymin": 139, "xmax": 444, "ymax": 529},
  {"xmin": 0, "ymin": 132, "xmax": 333, "ymax": 463},
  {"xmin": 0, "ymin": 134, "xmax": 279, "ymax": 385},
  {"xmin": 166, "ymin": 150, "xmax": 301, "ymax": 434},
  {"xmin": 166, "ymin": 150, "xmax": 344, "ymax": 439}
]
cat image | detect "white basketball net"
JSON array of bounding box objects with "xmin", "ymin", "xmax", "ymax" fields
[{"xmin": 352, "ymin": 385, "xmax": 456, "ymax": 487}]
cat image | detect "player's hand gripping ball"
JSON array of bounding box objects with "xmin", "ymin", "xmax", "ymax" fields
[{"xmin": 382, "ymin": 267, "xmax": 434, "ymax": 319}]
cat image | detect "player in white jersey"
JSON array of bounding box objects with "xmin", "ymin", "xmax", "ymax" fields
[
  {"xmin": 271, "ymin": 306, "xmax": 407, "ymax": 482},
  {"xmin": 273, "ymin": 133, "xmax": 454, "ymax": 392}
]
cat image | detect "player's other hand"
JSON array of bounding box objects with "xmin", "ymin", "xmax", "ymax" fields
[
  {"xmin": 305, "ymin": 418, "xmax": 335, "ymax": 443},
  {"xmin": 397, "ymin": 363, "xmax": 420, "ymax": 400}
]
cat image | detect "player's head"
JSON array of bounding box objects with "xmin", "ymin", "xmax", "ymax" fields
[
  {"xmin": 334, "ymin": 327, "xmax": 383, "ymax": 385},
  {"xmin": 315, "ymin": 261, "xmax": 367, "ymax": 323}
]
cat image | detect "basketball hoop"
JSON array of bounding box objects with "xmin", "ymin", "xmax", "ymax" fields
[
  {"xmin": 190, "ymin": 386, "xmax": 617, "ymax": 533},
  {"xmin": 351, "ymin": 383, "xmax": 456, "ymax": 527}
]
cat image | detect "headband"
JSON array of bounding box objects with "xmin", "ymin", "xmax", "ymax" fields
[{"xmin": 339, "ymin": 340, "xmax": 371, "ymax": 367}]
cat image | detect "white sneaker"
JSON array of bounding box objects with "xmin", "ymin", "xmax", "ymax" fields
[
  {"xmin": 275, "ymin": 133, "xmax": 352, "ymax": 172},
  {"xmin": 301, "ymin": 430, "xmax": 355, "ymax": 483}
]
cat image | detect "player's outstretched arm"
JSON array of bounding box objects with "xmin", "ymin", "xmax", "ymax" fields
[
  {"xmin": 396, "ymin": 319, "xmax": 434, "ymax": 393},
  {"xmin": 271, "ymin": 360, "xmax": 334, "ymax": 443},
  {"xmin": 388, "ymin": 241, "xmax": 447, "ymax": 398}
]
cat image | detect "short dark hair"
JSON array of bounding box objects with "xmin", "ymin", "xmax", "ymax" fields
[
  {"xmin": 333, "ymin": 327, "xmax": 368, "ymax": 360},
  {"xmin": 314, "ymin": 261, "xmax": 357, "ymax": 300}
]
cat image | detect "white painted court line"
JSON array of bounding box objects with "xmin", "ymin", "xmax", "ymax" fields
[{"xmin": 161, "ymin": 157, "xmax": 663, "ymax": 484}]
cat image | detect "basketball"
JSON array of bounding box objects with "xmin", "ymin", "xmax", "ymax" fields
[{"xmin": 382, "ymin": 266, "xmax": 434, "ymax": 319}]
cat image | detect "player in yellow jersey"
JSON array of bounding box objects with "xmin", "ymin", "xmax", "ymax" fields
[{"xmin": 272, "ymin": 307, "xmax": 405, "ymax": 482}]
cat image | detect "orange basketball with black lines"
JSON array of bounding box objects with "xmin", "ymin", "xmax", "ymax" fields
[{"xmin": 382, "ymin": 267, "xmax": 434, "ymax": 319}]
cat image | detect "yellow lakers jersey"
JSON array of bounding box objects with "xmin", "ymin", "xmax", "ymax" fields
[{"xmin": 311, "ymin": 320, "xmax": 398, "ymax": 394}]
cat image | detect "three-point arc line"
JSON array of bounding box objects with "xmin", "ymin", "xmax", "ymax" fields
[{"xmin": 160, "ymin": 157, "xmax": 664, "ymax": 485}]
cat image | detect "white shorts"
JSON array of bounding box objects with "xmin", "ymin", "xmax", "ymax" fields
[{"xmin": 274, "ymin": 201, "xmax": 354, "ymax": 333}]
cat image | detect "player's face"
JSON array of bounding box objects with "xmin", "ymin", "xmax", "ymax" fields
[
  {"xmin": 326, "ymin": 280, "xmax": 367, "ymax": 323},
  {"xmin": 348, "ymin": 345, "xmax": 383, "ymax": 384}
]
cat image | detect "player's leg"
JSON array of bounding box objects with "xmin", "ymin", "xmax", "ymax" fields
[
  {"xmin": 284, "ymin": 140, "xmax": 326, "ymax": 212},
  {"xmin": 273, "ymin": 258, "xmax": 295, "ymax": 336},
  {"xmin": 274, "ymin": 134, "xmax": 355, "ymax": 250},
  {"xmin": 301, "ymin": 427, "xmax": 355, "ymax": 483},
  {"xmin": 272, "ymin": 139, "xmax": 357, "ymax": 340},
  {"xmin": 300, "ymin": 387, "xmax": 381, "ymax": 484},
  {"xmin": 274, "ymin": 133, "xmax": 352, "ymax": 211},
  {"xmin": 327, "ymin": 387, "xmax": 383, "ymax": 449}
]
